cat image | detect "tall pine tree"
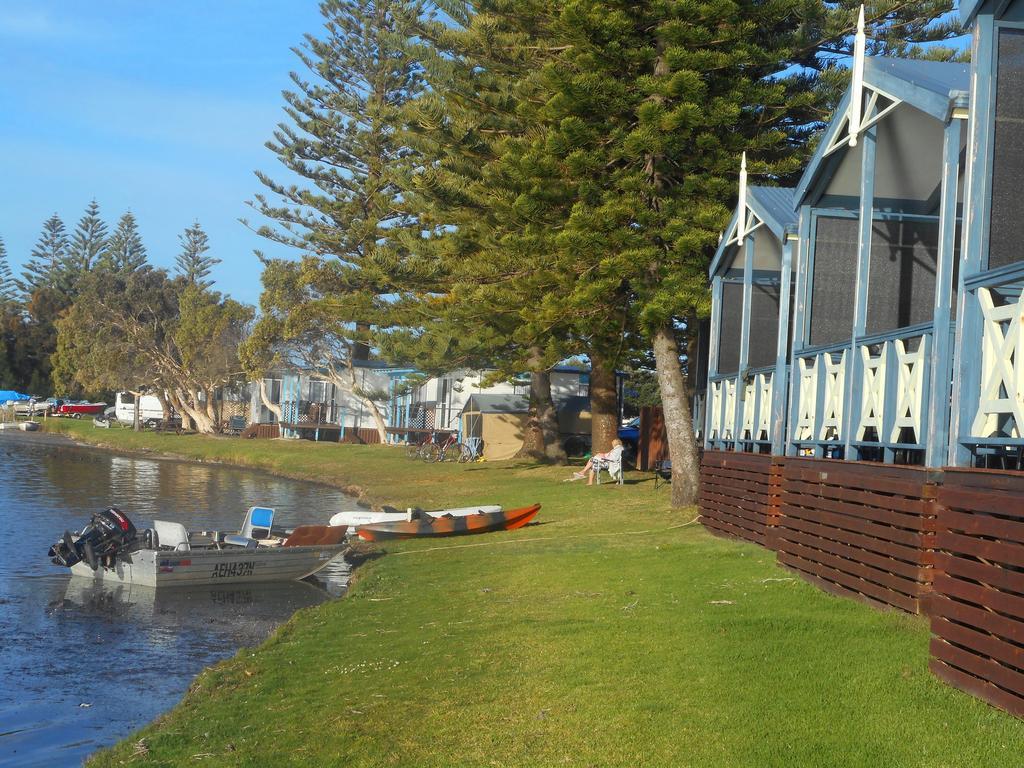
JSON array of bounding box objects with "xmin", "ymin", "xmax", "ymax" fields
[
  {"xmin": 102, "ymin": 212, "xmax": 149, "ymax": 274},
  {"xmin": 18, "ymin": 214, "xmax": 69, "ymax": 300},
  {"xmin": 0, "ymin": 236, "xmax": 16, "ymax": 304},
  {"xmin": 241, "ymin": 0, "xmax": 427, "ymax": 442},
  {"xmin": 175, "ymin": 221, "xmax": 219, "ymax": 289},
  {"xmin": 65, "ymin": 199, "xmax": 109, "ymax": 281}
]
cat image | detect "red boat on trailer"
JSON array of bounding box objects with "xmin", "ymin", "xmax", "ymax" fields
[{"xmin": 57, "ymin": 401, "xmax": 107, "ymax": 418}]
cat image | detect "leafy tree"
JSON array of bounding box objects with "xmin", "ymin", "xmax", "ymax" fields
[
  {"xmin": 65, "ymin": 199, "xmax": 109, "ymax": 283},
  {"xmin": 0, "ymin": 237, "xmax": 16, "ymax": 304},
  {"xmin": 101, "ymin": 212, "xmax": 149, "ymax": 274},
  {"xmin": 54, "ymin": 270, "xmax": 251, "ymax": 433},
  {"xmin": 243, "ymin": 0, "xmax": 427, "ymax": 441},
  {"xmin": 18, "ymin": 214, "xmax": 69, "ymax": 299},
  {"xmin": 175, "ymin": 221, "xmax": 220, "ymax": 289}
]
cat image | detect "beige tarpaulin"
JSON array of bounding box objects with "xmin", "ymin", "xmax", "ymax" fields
[{"xmin": 460, "ymin": 394, "xmax": 531, "ymax": 461}]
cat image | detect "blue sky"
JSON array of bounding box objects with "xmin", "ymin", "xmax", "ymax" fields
[{"xmin": 0, "ymin": 2, "xmax": 324, "ymax": 305}]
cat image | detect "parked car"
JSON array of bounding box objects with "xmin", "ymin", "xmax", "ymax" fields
[{"xmin": 618, "ymin": 417, "xmax": 640, "ymax": 463}]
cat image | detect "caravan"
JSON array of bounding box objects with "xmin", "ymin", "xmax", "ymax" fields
[{"xmin": 114, "ymin": 392, "xmax": 165, "ymax": 425}]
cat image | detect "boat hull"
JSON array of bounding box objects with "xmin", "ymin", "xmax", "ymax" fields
[
  {"xmin": 329, "ymin": 505, "xmax": 501, "ymax": 528},
  {"xmin": 356, "ymin": 504, "xmax": 541, "ymax": 541},
  {"xmin": 69, "ymin": 544, "xmax": 346, "ymax": 588}
]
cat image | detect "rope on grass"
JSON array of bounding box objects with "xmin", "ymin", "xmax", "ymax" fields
[{"xmin": 389, "ymin": 515, "xmax": 701, "ymax": 556}]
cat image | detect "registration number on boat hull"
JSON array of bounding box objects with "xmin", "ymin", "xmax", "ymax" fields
[{"xmin": 211, "ymin": 561, "xmax": 255, "ymax": 579}]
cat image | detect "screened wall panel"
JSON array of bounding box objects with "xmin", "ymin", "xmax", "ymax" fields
[
  {"xmin": 717, "ymin": 282, "xmax": 743, "ymax": 375},
  {"xmin": 748, "ymin": 283, "xmax": 781, "ymax": 369},
  {"xmin": 809, "ymin": 217, "xmax": 858, "ymax": 347},
  {"xmin": 866, "ymin": 219, "xmax": 940, "ymax": 334},
  {"xmin": 989, "ymin": 28, "xmax": 1024, "ymax": 271}
]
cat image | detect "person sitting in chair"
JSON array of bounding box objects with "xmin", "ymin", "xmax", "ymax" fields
[{"xmin": 570, "ymin": 439, "xmax": 624, "ymax": 486}]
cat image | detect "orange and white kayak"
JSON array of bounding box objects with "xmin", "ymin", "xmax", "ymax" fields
[{"xmin": 356, "ymin": 504, "xmax": 540, "ymax": 541}]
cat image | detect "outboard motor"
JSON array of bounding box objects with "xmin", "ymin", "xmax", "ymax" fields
[{"xmin": 48, "ymin": 507, "xmax": 138, "ymax": 570}]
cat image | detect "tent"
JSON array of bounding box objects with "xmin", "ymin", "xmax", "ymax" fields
[
  {"xmin": 460, "ymin": 394, "xmax": 531, "ymax": 461},
  {"xmin": 0, "ymin": 391, "xmax": 30, "ymax": 403}
]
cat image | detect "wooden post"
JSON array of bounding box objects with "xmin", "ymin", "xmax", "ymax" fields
[
  {"xmin": 735, "ymin": 232, "xmax": 755, "ymax": 450},
  {"xmin": 844, "ymin": 124, "xmax": 876, "ymax": 460},
  {"xmin": 772, "ymin": 234, "xmax": 795, "ymax": 455},
  {"xmin": 927, "ymin": 116, "xmax": 964, "ymax": 467},
  {"xmin": 950, "ymin": 20, "xmax": 995, "ymax": 467},
  {"xmin": 786, "ymin": 207, "xmax": 813, "ymax": 456}
]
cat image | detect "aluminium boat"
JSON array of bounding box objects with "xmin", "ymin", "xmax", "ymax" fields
[{"xmin": 48, "ymin": 507, "xmax": 348, "ymax": 588}]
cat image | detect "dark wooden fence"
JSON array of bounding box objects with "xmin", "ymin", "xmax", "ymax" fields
[
  {"xmin": 638, "ymin": 406, "xmax": 668, "ymax": 471},
  {"xmin": 772, "ymin": 459, "xmax": 938, "ymax": 614},
  {"xmin": 698, "ymin": 451, "xmax": 781, "ymax": 547},
  {"xmin": 929, "ymin": 468, "xmax": 1024, "ymax": 718}
]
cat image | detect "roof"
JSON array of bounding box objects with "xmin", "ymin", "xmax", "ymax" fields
[
  {"xmin": 709, "ymin": 186, "xmax": 797, "ymax": 278},
  {"xmin": 960, "ymin": 0, "xmax": 989, "ymax": 24},
  {"xmin": 461, "ymin": 394, "xmax": 530, "ymax": 414},
  {"xmin": 795, "ymin": 57, "xmax": 969, "ymax": 207},
  {"xmin": 865, "ymin": 57, "xmax": 969, "ymax": 109}
]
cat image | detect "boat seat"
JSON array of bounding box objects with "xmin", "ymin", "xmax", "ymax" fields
[
  {"xmin": 240, "ymin": 506, "xmax": 275, "ymax": 539},
  {"xmin": 222, "ymin": 534, "xmax": 258, "ymax": 549},
  {"xmin": 153, "ymin": 520, "xmax": 190, "ymax": 552},
  {"xmin": 283, "ymin": 525, "xmax": 348, "ymax": 547}
]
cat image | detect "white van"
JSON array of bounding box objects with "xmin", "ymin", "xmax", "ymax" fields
[{"xmin": 114, "ymin": 392, "xmax": 166, "ymax": 424}]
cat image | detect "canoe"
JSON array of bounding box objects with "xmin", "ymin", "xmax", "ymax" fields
[
  {"xmin": 329, "ymin": 504, "xmax": 502, "ymax": 528},
  {"xmin": 356, "ymin": 504, "xmax": 540, "ymax": 541}
]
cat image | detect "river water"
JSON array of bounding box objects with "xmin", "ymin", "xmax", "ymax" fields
[{"xmin": 0, "ymin": 433, "xmax": 361, "ymax": 766}]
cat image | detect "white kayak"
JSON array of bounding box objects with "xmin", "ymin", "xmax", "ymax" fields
[{"xmin": 329, "ymin": 504, "xmax": 502, "ymax": 528}]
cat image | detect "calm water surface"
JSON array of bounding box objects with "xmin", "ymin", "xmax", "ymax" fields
[{"xmin": 0, "ymin": 433, "xmax": 360, "ymax": 766}]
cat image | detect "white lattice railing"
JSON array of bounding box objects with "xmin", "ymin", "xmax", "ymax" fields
[
  {"xmin": 972, "ymin": 287, "xmax": 1024, "ymax": 438},
  {"xmin": 722, "ymin": 379, "xmax": 737, "ymax": 441},
  {"xmin": 854, "ymin": 336, "xmax": 927, "ymax": 445},
  {"xmin": 756, "ymin": 372, "xmax": 773, "ymax": 442},
  {"xmin": 793, "ymin": 347, "xmax": 847, "ymax": 444}
]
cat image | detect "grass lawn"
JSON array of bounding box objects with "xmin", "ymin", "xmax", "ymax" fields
[{"xmin": 44, "ymin": 419, "xmax": 1024, "ymax": 767}]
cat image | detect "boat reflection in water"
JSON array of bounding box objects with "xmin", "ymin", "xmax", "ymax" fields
[
  {"xmin": 60, "ymin": 580, "xmax": 326, "ymax": 650},
  {"xmin": 60, "ymin": 566, "xmax": 350, "ymax": 631}
]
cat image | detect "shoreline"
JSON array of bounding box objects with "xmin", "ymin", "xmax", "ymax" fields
[
  {"xmin": 34, "ymin": 421, "xmax": 378, "ymax": 508},
  {"xmin": 30, "ymin": 421, "xmax": 1023, "ymax": 767}
]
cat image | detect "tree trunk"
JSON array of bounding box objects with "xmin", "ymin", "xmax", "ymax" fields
[
  {"xmin": 131, "ymin": 390, "xmax": 141, "ymax": 432},
  {"xmin": 652, "ymin": 322, "xmax": 700, "ymax": 507},
  {"xmin": 259, "ymin": 378, "xmax": 283, "ymax": 422},
  {"xmin": 204, "ymin": 387, "xmax": 219, "ymax": 432},
  {"xmin": 589, "ymin": 351, "xmax": 618, "ymax": 454},
  {"xmin": 515, "ymin": 367, "xmax": 567, "ymax": 464},
  {"xmin": 331, "ymin": 366, "xmax": 388, "ymax": 443},
  {"xmin": 353, "ymin": 322, "xmax": 371, "ymax": 362},
  {"xmin": 155, "ymin": 389, "xmax": 172, "ymax": 422},
  {"xmin": 178, "ymin": 388, "xmax": 216, "ymax": 433}
]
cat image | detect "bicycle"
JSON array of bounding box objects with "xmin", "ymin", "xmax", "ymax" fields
[
  {"xmin": 406, "ymin": 432, "xmax": 434, "ymax": 459},
  {"xmin": 423, "ymin": 432, "xmax": 461, "ymax": 463},
  {"xmin": 457, "ymin": 436, "xmax": 484, "ymax": 463}
]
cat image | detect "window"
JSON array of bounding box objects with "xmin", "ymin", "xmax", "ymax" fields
[
  {"xmin": 866, "ymin": 219, "xmax": 939, "ymax": 333},
  {"xmin": 989, "ymin": 28, "xmax": 1024, "ymax": 270},
  {"xmin": 119, "ymin": 392, "xmax": 135, "ymax": 405},
  {"xmin": 748, "ymin": 283, "xmax": 781, "ymax": 369},
  {"xmin": 809, "ymin": 216, "xmax": 859, "ymax": 347},
  {"xmin": 717, "ymin": 282, "xmax": 744, "ymax": 373},
  {"xmin": 309, "ymin": 380, "xmax": 329, "ymax": 403}
]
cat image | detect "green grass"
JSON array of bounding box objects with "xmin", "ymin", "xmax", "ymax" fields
[{"xmin": 44, "ymin": 419, "xmax": 1024, "ymax": 767}]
